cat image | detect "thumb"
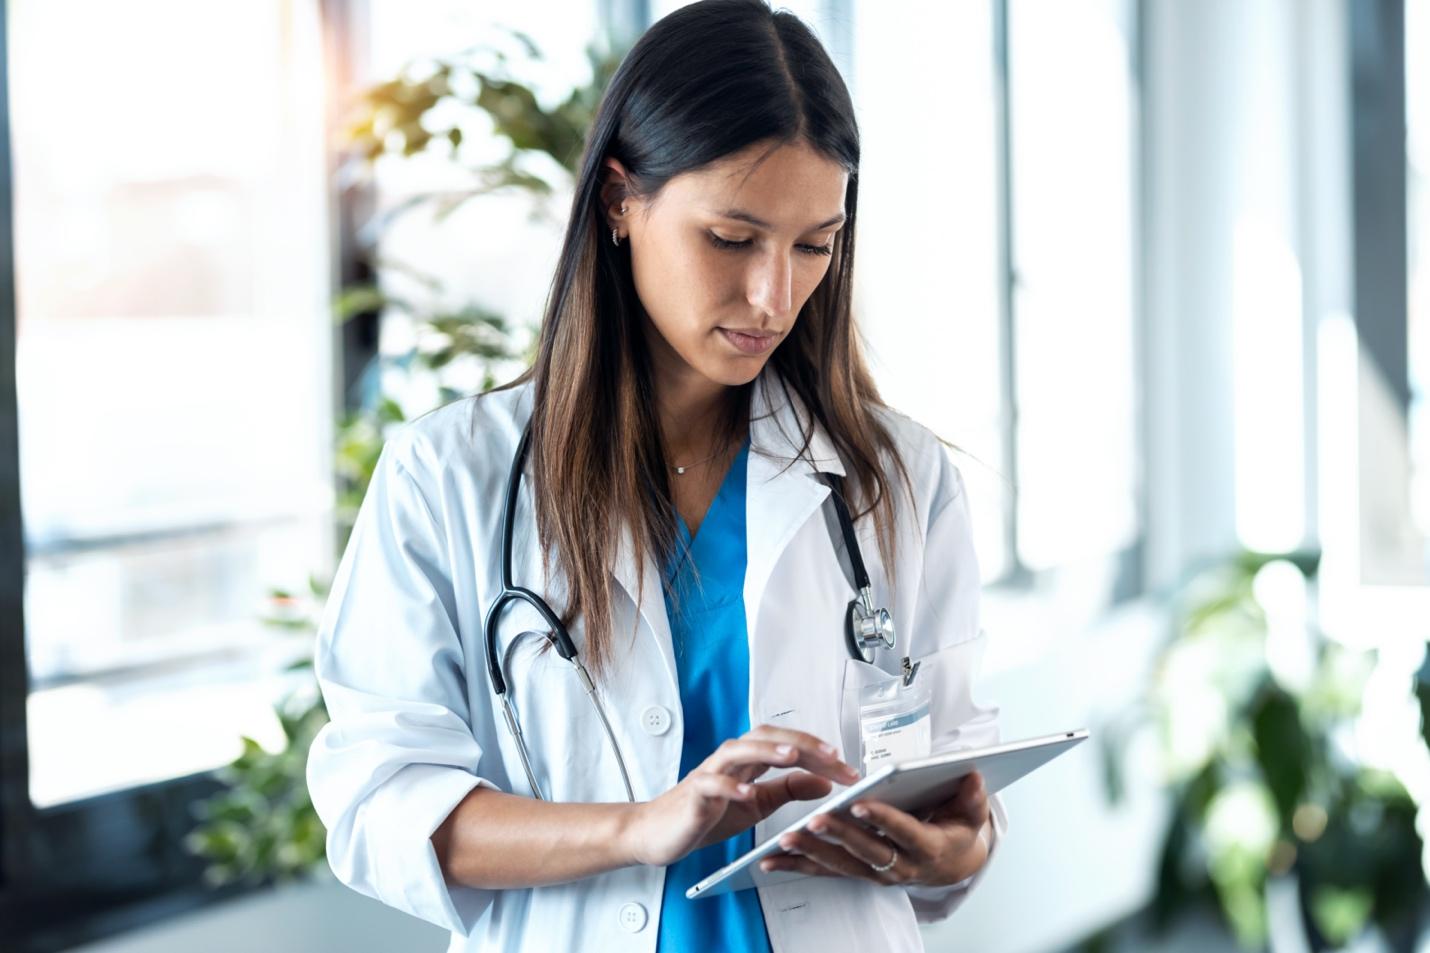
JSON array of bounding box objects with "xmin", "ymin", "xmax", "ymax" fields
[
  {"xmin": 929, "ymin": 771, "xmax": 988, "ymax": 826},
  {"xmin": 755, "ymin": 770, "xmax": 833, "ymax": 813}
]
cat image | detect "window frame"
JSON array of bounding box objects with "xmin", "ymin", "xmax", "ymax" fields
[
  {"xmin": 1349, "ymin": 0, "xmax": 1426, "ymax": 586},
  {"xmin": 0, "ymin": 1, "xmax": 379, "ymax": 948},
  {"xmin": 982, "ymin": 0, "xmax": 1149, "ymax": 604}
]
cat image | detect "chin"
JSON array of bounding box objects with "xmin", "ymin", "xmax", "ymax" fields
[{"xmin": 705, "ymin": 355, "xmax": 771, "ymax": 388}]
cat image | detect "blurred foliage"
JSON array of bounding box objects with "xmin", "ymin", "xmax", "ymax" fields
[
  {"xmin": 1095, "ymin": 550, "xmax": 1430, "ymax": 952},
  {"xmin": 183, "ymin": 26, "xmax": 623, "ymax": 888}
]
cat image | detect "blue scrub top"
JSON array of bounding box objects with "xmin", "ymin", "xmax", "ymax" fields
[{"xmin": 656, "ymin": 432, "xmax": 772, "ymax": 953}]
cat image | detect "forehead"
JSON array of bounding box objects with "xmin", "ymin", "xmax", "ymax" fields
[{"xmin": 665, "ymin": 141, "xmax": 848, "ymax": 227}]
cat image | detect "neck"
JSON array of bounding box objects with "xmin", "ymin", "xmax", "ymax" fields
[{"xmin": 645, "ymin": 329, "xmax": 745, "ymax": 461}]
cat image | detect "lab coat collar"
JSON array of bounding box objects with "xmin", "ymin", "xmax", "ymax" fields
[
  {"xmin": 609, "ymin": 365, "xmax": 847, "ymax": 703},
  {"xmin": 747, "ymin": 366, "xmax": 847, "ymax": 480}
]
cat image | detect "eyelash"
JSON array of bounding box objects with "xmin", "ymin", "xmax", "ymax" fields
[{"xmin": 707, "ymin": 234, "xmax": 835, "ymax": 257}]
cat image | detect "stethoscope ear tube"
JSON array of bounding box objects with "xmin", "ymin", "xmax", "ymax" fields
[
  {"xmin": 485, "ymin": 423, "xmax": 577, "ymax": 696},
  {"xmin": 484, "ymin": 421, "xmax": 636, "ymax": 802},
  {"xmin": 823, "ymin": 474, "xmax": 869, "ymax": 590}
]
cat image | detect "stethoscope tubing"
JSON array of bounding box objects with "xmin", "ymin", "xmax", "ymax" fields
[{"xmin": 482, "ymin": 419, "xmax": 892, "ymax": 803}]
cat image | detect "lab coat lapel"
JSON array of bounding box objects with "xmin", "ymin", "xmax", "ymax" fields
[
  {"xmin": 609, "ymin": 515, "xmax": 679, "ymax": 702},
  {"xmin": 605, "ymin": 368, "xmax": 846, "ymax": 703},
  {"xmin": 742, "ymin": 370, "xmax": 846, "ymax": 678}
]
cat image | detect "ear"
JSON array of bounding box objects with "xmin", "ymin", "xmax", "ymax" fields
[{"xmin": 598, "ymin": 157, "xmax": 633, "ymax": 230}]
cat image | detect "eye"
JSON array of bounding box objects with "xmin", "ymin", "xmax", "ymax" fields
[{"xmin": 707, "ymin": 233, "xmax": 835, "ymax": 257}]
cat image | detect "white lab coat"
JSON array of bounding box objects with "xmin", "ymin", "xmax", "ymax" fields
[{"xmin": 306, "ymin": 364, "xmax": 1009, "ymax": 953}]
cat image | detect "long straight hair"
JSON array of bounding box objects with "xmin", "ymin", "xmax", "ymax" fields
[{"xmin": 485, "ymin": 0, "xmax": 914, "ymax": 681}]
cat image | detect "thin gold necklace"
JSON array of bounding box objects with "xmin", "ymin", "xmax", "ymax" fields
[
  {"xmin": 668, "ymin": 426, "xmax": 747, "ymax": 476},
  {"xmin": 669, "ymin": 444, "xmax": 725, "ymax": 476}
]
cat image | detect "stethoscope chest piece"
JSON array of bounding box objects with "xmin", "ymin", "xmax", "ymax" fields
[{"xmin": 846, "ymin": 587, "xmax": 896, "ymax": 664}]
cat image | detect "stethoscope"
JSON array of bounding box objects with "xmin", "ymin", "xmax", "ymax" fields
[{"xmin": 482, "ymin": 420, "xmax": 897, "ymax": 802}]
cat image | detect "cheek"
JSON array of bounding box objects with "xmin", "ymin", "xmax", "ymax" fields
[
  {"xmin": 798, "ymin": 260, "xmax": 833, "ymax": 299},
  {"xmin": 632, "ymin": 238, "xmax": 730, "ymax": 314}
]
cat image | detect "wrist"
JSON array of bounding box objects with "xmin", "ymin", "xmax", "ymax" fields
[
  {"xmin": 958, "ymin": 815, "xmax": 993, "ymax": 882},
  {"xmin": 612, "ymin": 800, "xmax": 649, "ymax": 867}
]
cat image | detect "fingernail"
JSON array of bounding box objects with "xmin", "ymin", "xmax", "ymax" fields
[
  {"xmin": 776, "ymin": 744, "xmax": 794, "ymax": 756},
  {"xmin": 738, "ymin": 783, "xmax": 752, "ymax": 795},
  {"xmin": 819, "ymin": 742, "xmax": 836, "ymax": 755},
  {"xmin": 851, "ymin": 804, "xmax": 868, "ymax": 818}
]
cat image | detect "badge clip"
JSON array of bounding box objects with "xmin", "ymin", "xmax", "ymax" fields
[{"xmin": 901, "ymin": 655, "xmax": 920, "ymax": 687}]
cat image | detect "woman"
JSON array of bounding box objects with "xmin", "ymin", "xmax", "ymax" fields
[{"xmin": 305, "ymin": 1, "xmax": 1008, "ymax": 950}]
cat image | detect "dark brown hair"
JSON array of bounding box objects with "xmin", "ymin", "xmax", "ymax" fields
[{"xmin": 485, "ymin": 0, "xmax": 914, "ymax": 680}]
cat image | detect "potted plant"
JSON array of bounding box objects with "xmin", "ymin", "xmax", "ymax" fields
[
  {"xmin": 1096, "ymin": 550, "xmax": 1429, "ymax": 951},
  {"xmin": 183, "ymin": 27, "xmax": 624, "ymax": 888}
]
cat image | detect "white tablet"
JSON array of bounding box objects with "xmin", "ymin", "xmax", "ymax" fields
[{"xmin": 685, "ymin": 728, "xmax": 1089, "ymax": 899}]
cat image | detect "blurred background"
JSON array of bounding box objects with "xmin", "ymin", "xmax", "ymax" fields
[{"xmin": 1, "ymin": 0, "xmax": 1428, "ymax": 950}]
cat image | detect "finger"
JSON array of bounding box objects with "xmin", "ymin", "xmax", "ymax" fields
[
  {"xmin": 745, "ymin": 725, "xmax": 861, "ymax": 782},
  {"xmin": 692, "ymin": 772, "xmax": 756, "ymax": 806},
  {"xmin": 702, "ymin": 739, "xmax": 797, "ymax": 783},
  {"xmin": 779, "ymin": 830, "xmax": 888, "ymax": 882},
  {"xmin": 808, "ymin": 810, "xmax": 919, "ymax": 868},
  {"xmin": 752, "ymin": 770, "xmax": 833, "ymax": 811},
  {"xmin": 847, "ymin": 798, "xmax": 940, "ymax": 857},
  {"xmin": 930, "ymin": 772, "xmax": 989, "ymax": 825},
  {"xmin": 759, "ymin": 853, "xmax": 836, "ymax": 878},
  {"xmin": 708, "ymin": 738, "xmax": 858, "ymax": 787}
]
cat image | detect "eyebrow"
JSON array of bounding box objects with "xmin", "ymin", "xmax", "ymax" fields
[{"xmin": 714, "ymin": 208, "xmax": 847, "ymax": 231}]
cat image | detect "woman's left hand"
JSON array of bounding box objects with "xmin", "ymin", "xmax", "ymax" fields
[{"xmin": 758, "ymin": 770, "xmax": 992, "ymax": 887}]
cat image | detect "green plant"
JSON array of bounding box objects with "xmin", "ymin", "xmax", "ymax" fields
[
  {"xmin": 183, "ymin": 27, "xmax": 623, "ymax": 888},
  {"xmin": 1097, "ymin": 550, "xmax": 1430, "ymax": 951}
]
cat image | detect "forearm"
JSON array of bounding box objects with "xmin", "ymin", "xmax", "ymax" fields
[{"xmin": 431, "ymin": 785, "xmax": 640, "ymax": 889}]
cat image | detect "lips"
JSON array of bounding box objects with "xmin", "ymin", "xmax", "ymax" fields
[{"xmin": 719, "ymin": 328, "xmax": 778, "ymax": 354}]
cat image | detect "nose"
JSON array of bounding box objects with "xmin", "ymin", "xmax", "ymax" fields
[{"xmin": 748, "ymin": 248, "xmax": 794, "ymax": 320}]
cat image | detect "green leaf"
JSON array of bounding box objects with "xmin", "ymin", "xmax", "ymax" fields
[
  {"xmin": 1309, "ymin": 885, "xmax": 1373, "ymax": 947},
  {"xmin": 1248, "ymin": 682, "xmax": 1311, "ymax": 830}
]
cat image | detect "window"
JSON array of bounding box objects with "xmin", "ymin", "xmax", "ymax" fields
[
  {"xmin": 847, "ymin": 0, "xmax": 1012, "ymax": 579},
  {"xmin": 851, "ymin": 0, "xmax": 1142, "ymax": 586},
  {"xmin": 1006, "ymin": 0, "xmax": 1140, "ymax": 573},
  {"xmin": 10, "ymin": 0, "xmax": 332, "ymax": 803}
]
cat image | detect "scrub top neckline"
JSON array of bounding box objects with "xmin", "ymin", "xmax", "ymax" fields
[{"xmin": 674, "ymin": 432, "xmax": 752, "ymax": 550}]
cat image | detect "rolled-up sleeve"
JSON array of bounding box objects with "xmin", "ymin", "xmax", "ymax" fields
[
  {"xmin": 900, "ymin": 450, "xmax": 1009, "ymax": 923},
  {"xmin": 305, "ymin": 430, "xmax": 501, "ymax": 937}
]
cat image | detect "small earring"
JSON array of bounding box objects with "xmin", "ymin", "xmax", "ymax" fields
[{"xmin": 611, "ymin": 203, "xmax": 627, "ymax": 246}]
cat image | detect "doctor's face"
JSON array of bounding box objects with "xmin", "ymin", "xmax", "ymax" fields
[{"xmin": 604, "ymin": 139, "xmax": 849, "ymax": 390}]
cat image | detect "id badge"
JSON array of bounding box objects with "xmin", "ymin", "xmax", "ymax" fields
[{"xmin": 857, "ymin": 658, "xmax": 932, "ymax": 773}]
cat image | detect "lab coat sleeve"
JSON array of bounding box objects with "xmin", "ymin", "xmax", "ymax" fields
[
  {"xmin": 306, "ymin": 431, "xmax": 501, "ymax": 938},
  {"xmin": 899, "ymin": 452, "xmax": 1009, "ymax": 923}
]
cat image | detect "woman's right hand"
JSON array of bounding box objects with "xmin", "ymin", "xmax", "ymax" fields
[{"xmin": 621, "ymin": 724, "xmax": 862, "ymax": 868}]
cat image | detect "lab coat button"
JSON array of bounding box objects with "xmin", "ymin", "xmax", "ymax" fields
[
  {"xmin": 641, "ymin": 705, "xmax": 672, "ymax": 735},
  {"xmin": 618, "ymin": 901, "xmax": 648, "ymax": 932}
]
